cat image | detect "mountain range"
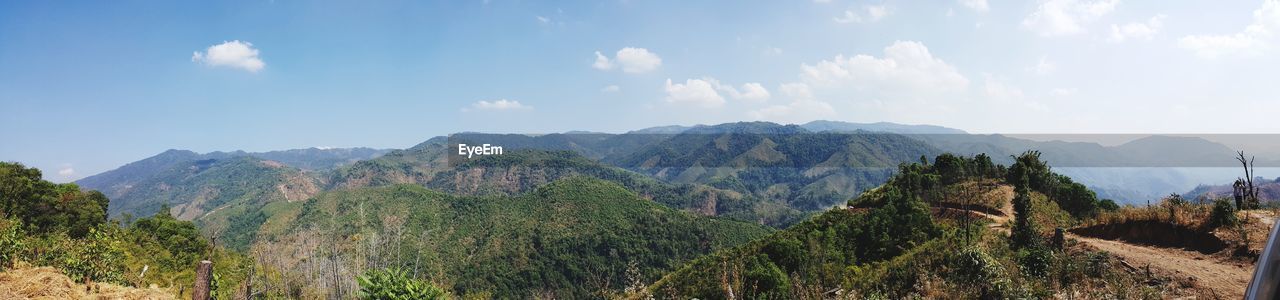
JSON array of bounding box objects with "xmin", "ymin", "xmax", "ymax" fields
[{"xmin": 74, "ymin": 121, "xmax": 1271, "ymax": 246}]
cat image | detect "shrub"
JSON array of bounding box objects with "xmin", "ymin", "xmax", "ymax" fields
[
  {"xmin": 55, "ymin": 226, "xmax": 125, "ymax": 283},
  {"xmin": 1207, "ymin": 198, "xmax": 1238, "ymax": 229},
  {"xmin": 1017, "ymin": 247, "xmax": 1053, "ymax": 278},
  {"xmin": 949, "ymin": 247, "xmax": 1011, "ymax": 298},
  {"xmin": 0, "ymin": 218, "xmax": 23, "ymax": 270},
  {"xmin": 357, "ymin": 268, "xmax": 449, "ymax": 300}
]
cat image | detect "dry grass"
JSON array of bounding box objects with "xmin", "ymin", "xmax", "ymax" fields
[
  {"xmin": 1083, "ymin": 201, "xmax": 1211, "ymax": 230},
  {"xmin": 0, "ymin": 265, "xmax": 174, "ymax": 300},
  {"xmin": 1080, "ymin": 198, "xmax": 1277, "ymax": 259},
  {"xmin": 937, "ymin": 180, "xmax": 1012, "ymax": 214}
]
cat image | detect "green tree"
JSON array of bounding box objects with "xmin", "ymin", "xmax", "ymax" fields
[
  {"xmin": 1009, "ymin": 174, "xmax": 1040, "ymax": 249},
  {"xmin": 357, "ymin": 268, "xmax": 449, "ymax": 300}
]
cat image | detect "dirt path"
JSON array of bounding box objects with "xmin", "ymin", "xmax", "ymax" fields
[
  {"xmin": 1068, "ymin": 233, "xmax": 1253, "ymax": 299},
  {"xmin": 958, "ymin": 185, "xmax": 1253, "ymax": 298}
]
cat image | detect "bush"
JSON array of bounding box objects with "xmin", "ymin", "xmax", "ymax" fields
[
  {"xmin": 357, "ymin": 268, "xmax": 449, "ymax": 300},
  {"xmin": 0, "ymin": 218, "xmax": 23, "ymax": 270},
  {"xmin": 1017, "ymin": 247, "xmax": 1053, "ymax": 278},
  {"xmin": 949, "ymin": 247, "xmax": 1011, "ymax": 298},
  {"xmin": 1207, "ymin": 198, "xmax": 1239, "ymax": 229},
  {"xmin": 34, "ymin": 226, "xmax": 126, "ymax": 283}
]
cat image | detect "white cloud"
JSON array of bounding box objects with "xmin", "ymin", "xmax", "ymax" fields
[
  {"xmin": 747, "ymin": 84, "xmax": 833, "ymax": 123},
  {"xmin": 1179, "ymin": 0, "xmax": 1280, "ymax": 58},
  {"xmin": 661, "ymin": 77, "xmax": 768, "ymax": 107},
  {"xmin": 748, "ymin": 99, "xmax": 836, "ymax": 123},
  {"xmin": 464, "ymin": 99, "xmax": 532, "ymax": 111},
  {"xmin": 536, "ymin": 15, "xmax": 551, "ymax": 24},
  {"xmin": 1031, "ymin": 56, "xmax": 1056, "ymax": 75},
  {"xmin": 702, "ymin": 78, "xmax": 770, "ymax": 102},
  {"xmin": 835, "ymin": 5, "xmax": 890, "ymax": 23},
  {"xmin": 592, "ymin": 51, "xmax": 614, "ymax": 70},
  {"xmin": 192, "ymin": 40, "xmax": 265, "ymax": 72},
  {"xmin": 1021, "ymin": 0, "xmax": 1119, "ymax": 36},
  {"xmin": 664, "ymin": 78, "xmax": 726, "ymax": 108},
  {"xmin": 57, "ymin": 166, "xmax": 75, "ymax": 177},
  {"xmin": 593, "ymin": 47, "xmax": 662, "ymax": 73},
  {"xmin": 982, "ymin": 74, "xmax": 1024, "ymax": 100},
  {"xmin": 1050, "ymin": 87, "xmax": 1078, "ymax": 96},
  {"xmin": 778, "ymin": 82, "xmax": 814, "ymax": 99},
  {"xmin": 601, "ymin": 85, "xmax": 621, "ymax": 93},
  {"xmin": 1109, "ymin": 14, "xmax": 1166, "ymax": 42},
  {"xmin": 801, "ymin": 41, "xmax": 969, "ymax": 94},
  {"xmin": 959, "ymin": 0, "xmax": 990, "ymax": 12},
  {"xmin": 735, "ymin": 83, "xmax": 771, "ymax": 102}
]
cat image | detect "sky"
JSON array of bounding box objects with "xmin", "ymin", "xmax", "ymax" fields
[{"xmin": 2, "ymin": 0, "xmax": 1280, "ymax": 182}]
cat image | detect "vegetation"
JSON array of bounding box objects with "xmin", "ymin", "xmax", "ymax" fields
[
  {"xmin": 248, "ymin": 176, "xmax": 772, "ymax": 298},
  {"xmin": 0, "ymin": 162, "xmax": 253, "ymax": 298},
  {"xmin": 1006, "ymin": 151, "xmax": 1116, "ymax": 219},
  {"xmin": 648, "ymin": 153, "xmax": 1208, "ymax": 298},
  {"xmin": 357, "ymin": 268, "xmax": 449, "ymax": 300}
]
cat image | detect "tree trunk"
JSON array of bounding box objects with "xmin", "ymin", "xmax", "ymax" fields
[{"xmin": 193, "ymin": 260, "xmax": 213, "ymax": 300}]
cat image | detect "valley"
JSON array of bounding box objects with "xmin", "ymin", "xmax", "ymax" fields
[{"xmin": 4, "ymin": 121, "xmax": 1275, "ymax": 298}]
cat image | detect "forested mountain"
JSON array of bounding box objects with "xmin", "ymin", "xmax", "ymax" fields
[
  {"xmin": 93, "ymin": 156, "xmax": 321, "ymax": 220},
  {"xmin": 247, "ymin": 177, "xmax": 772, "ymax": 298},
  {"xmin": 608, "ymin": 122, "xmax": 940, "ymax": 211},
  {"xmin": 801, "ymin": 120, "xmax": 968, "ymax": 134},
  {"xmin": 629, "ymin": 120, "xmax": 968, "ymax": 135},
  {"xmin": 424, "ymin": 149, "xmax": 807, "ymax": 225},
  {"xmin": 77, "ymin": 147, "xmax": 389, "ymax": 215},
  {"xmin": 643, "ymin": 153, "xmax": 1172, "ymax": 299},
  {"xmin": 73, "ymin": 121, "xmax": 1273, "ymax": 254},
  {"xmin": 242, "ymin": 147, "xmax": 390, "ymax": 171}
]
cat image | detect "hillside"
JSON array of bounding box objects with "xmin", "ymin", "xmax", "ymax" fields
[
  {"xmin": 97, "ymin": 156, "xmax": 320, "ymax": 220},
  {"xmin": 645, "ymin": 153, "xmax": 1209, "ymax": 299},
  {"xmin": 608, "ymin": 122, "xmax": 939, "ymax": 211},
  {"xmin": 77, "ymin": 147, "xmax": 387, "ymax": 217},
  {"xmin": 246, "ymin": 177, "xmax": 773, "ymax": 298}
]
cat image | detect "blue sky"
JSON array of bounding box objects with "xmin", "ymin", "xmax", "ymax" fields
[{"xmin": 2, "ymin": 0, "xmax": 1279, "ymax": 182}]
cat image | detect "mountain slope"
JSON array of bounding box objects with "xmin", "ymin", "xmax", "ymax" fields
[
  {"xmin": 77, "ymin": 147, "xmax": 389, "ymax": 217},
  {"xmin": 427, "ymin": 149, "xmax": 807, "ymax": 225},
  {"xmin": 250, "ymin": 177, "xmax": 773, "ymax": 298},
  {"xmin": 95, "ymin": 156, "xmax": 320, "ymax": 220},
  {"xmin": 608, "ymin": 123, "xmax": 940, "ymax": 211},
  {"xmin": 801, "ymin": 120, "xmax": 967, "ymax": 134}
]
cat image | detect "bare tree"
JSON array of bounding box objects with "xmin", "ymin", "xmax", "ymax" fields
[{"xmin": 1235, "ymin": 151, "xmax": 1261, "ymax": 210}]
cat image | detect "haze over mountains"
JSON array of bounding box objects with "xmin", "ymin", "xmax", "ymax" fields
[
  {"xmin": 49, "ymin": 119, "xmax": 1277, "ymax": 297},
  {"xmin": 77, "ymin": 121, "xmax": 1275, "ymax": 224}
]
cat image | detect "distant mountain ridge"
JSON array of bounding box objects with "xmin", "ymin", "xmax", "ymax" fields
[
  {"xmin": 75, "ymin": 147, "xmax": 389, "ymax": 217},
  {"xmin": 73, "ymin": 120, "xmax": 1275, "ymax": 242},
  {"xmin": 629, "ymin": 120, "xmax": 967, "ymax": 135}
]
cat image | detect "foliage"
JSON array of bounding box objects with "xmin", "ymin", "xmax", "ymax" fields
[
  {"xmin": 270, "ymin": 177, "xmax": 771, "ymax": 298},
  {"xmin": 0, "ymin": 162, "xmax": 108, "ymax": 238},
  {"xmin": 1208, "ymin": 198, "xmax": 1239, "ymax": 229},
  {"xmin": 650, "ymin": 182, "xmax": 940, "ymax": 298},
  {"xmin": 26, "ymin": 225, "xmax": 126, "ymax": 283},
  {"xmin": 1016, "ymin": 247, "xmax": 1053, "ymax": 278},
  {"xmin": 0, "ymin": 218, "xmax": 23, "ymax": 270},
  {"xmin": 1005, "ymin": 151, "xmax": 1107, "ymax": 218},
  {"xmin": 947, "ymin": 246, "xmax": 1011, "ymax": 298},
  {"xmin": 1010, "ymin": 174, "xmax": 1041, "ymax": 249},
  {"xmin": 357, "ymin": 268, "xmax": 449, "ymax": 300}
]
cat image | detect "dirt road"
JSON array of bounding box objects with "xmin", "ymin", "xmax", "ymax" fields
[
  {"xmin": 966, "ymin": 185, "xmax": 1254, "ymax": 298},
  {"xmin": 1068, "ymin": 233, "xmax": 1253, "ymax": 298}
]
